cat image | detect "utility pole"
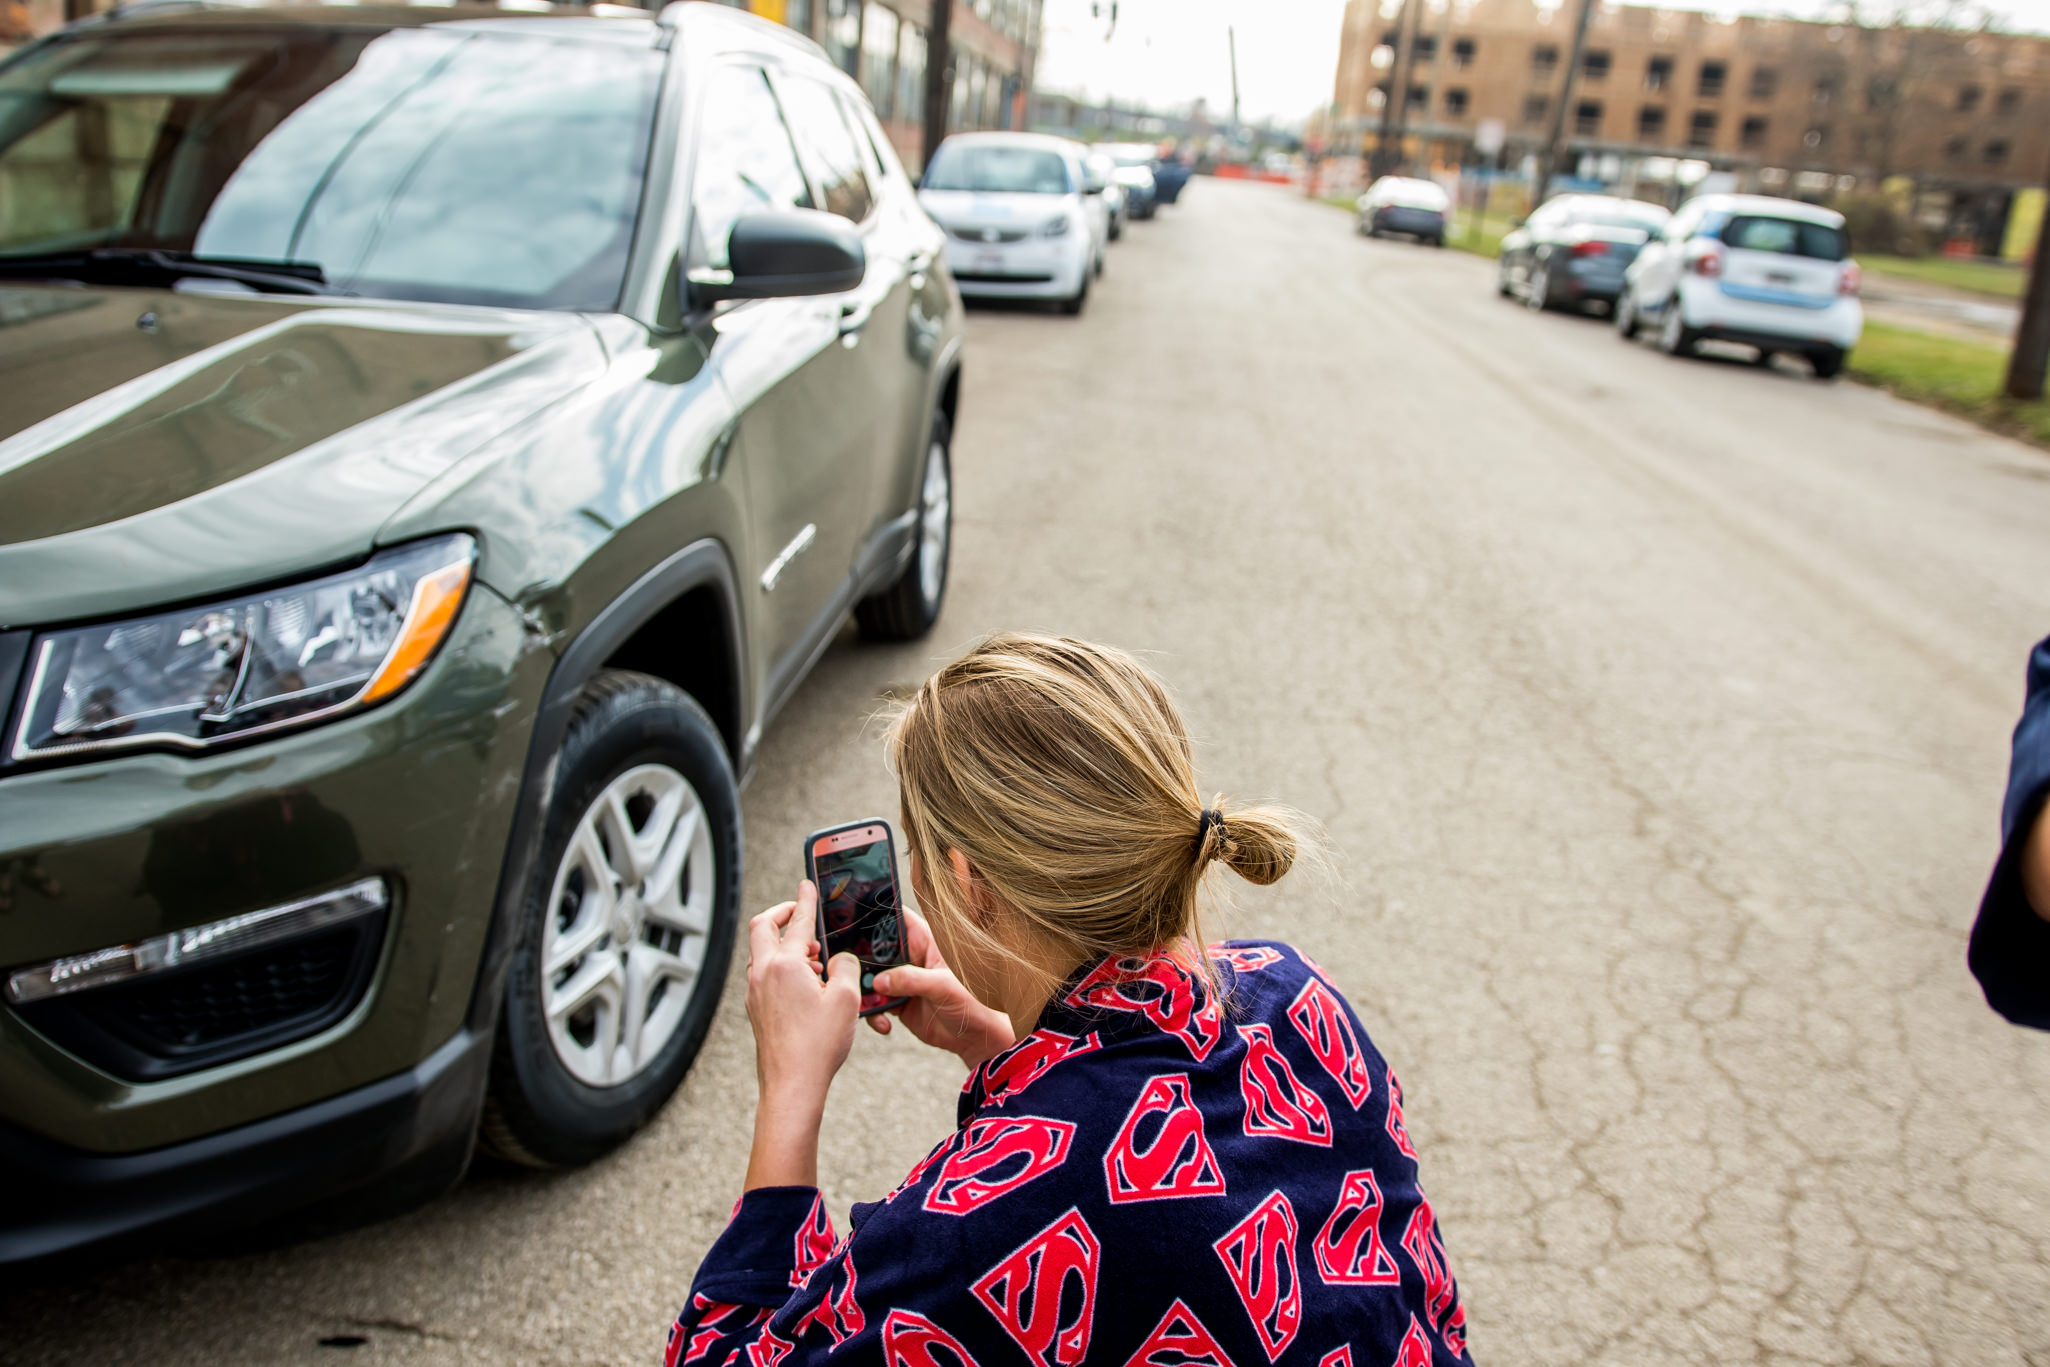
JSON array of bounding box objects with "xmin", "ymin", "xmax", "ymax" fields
[
  {"xmin": 1532, "ymin": 0, "xmax": 1596, "ymax": 210},
  {"xmin": 2006, "ymin": 155, "xmax": 2050, "ymax": 401},
  {"xmin": 1383, "ymin": 0, "xmax": 1427, "ymax": 174},
  {"xmin": 1370, "ymin": 0, "xmax": 1411, "ymax": 178},
  {"xmin": 1228, "ymin": 25, "xmax": 1242, "ymax": 143},
  {"xmin": 921, "ymin": 0, "xmax": 954, "ymax": 172},
  {"xmin": 1417, "ymin": 0, "xmax": 1455, "ymax": 162}
]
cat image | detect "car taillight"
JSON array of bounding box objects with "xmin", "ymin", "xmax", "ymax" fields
[
  {"xmin": 1839, "ymin": 261, "xmax": 1861, "ymax": 296},
  {"xmin": 1688, "ymin": 245, "xmax": 1724, "ymax": 277},
  {"xmin": 1570, "ymin": 240, "xmax": 1608, "ymax": 257}
]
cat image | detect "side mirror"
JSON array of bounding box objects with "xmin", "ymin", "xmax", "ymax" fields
[{"xmin": 688, "ymin": 209, "xmax": 865, "ymax": 306}]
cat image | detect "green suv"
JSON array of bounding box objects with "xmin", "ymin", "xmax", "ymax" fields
[{"xmin": 0, "ymin": 1, "xmax": 962, "ymax": 1265}]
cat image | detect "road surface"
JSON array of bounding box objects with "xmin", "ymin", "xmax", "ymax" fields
[{"xmin": 8, "ymin": 179, "xmax": 2050, "ymax": 1367}]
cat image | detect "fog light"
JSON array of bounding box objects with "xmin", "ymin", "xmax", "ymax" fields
[{"xmin": 3, "ymin": 877, "xmax": 389, "ymax": 1005}]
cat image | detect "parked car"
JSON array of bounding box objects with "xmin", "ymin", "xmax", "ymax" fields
[
  {"xmin": 920, "ymin": 132, "xmax": 1107, "ymax": 315},
  {"xmin": 1099, "ymin": 143, "xmax": 1161, "ymax": 221},
  {"xmin": 1089, "ymin": 152, "xmax": 1129, "ymax": 240},
  {"xmin": 1357, "ymin": 177, "xmax": 1450, "ymax": 246},
  {"xmin": 0, "ymin": 0, "xmax": 963, "ymax": 1267},
  {"xmin": 1497, "ymin": 194, "xmax": 1670, "ymax": 313},
  {"xmin": 1616, "ymin": 194, "xmax": 1861, "ymax": 378},
  {"xmin": 1152, "ymin": 154, "xmax": 1193, "ymax": 205}
]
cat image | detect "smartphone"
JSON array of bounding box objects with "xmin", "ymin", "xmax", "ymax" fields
[{"xmin": 805, "ymin": 819, "xmax": 910, "ymax": 1017}]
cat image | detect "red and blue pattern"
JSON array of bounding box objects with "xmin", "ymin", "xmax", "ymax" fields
[{"xmin": 666, "ymin": 941, "xmax": 1473, "ymax": 1367}]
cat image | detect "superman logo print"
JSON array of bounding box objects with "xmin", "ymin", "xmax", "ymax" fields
[
  {"xmin": 1103, "ymin": 1073, "xmax": 1226, "ymax": 1203},
  {"xmin": 1213, "ymin": 1190, "xmax": 1303, "ymax": 1361},
  {"xmin": 969, "ymin": 1208, "xmax": 1099, "ymax": 1367},
  {"xmin": 1285, "ymin": 979, "xmax": 1373, "ymax": 1109},
  {"xmin": 1064, "ymin": 955, "xmax": 1222, "ymax": 1060},
  {"xmin": 976, "ymin": 1030, "xmax": 1100, "ymax": 1108},
  {"xmin": 1237, "ymin": 1024, "xmax": 1334, "ymax": 1146},
  {"xmin": 1311, "ymin": 1170, "xmax": 1401, "ymax": 1286},
  {"xmin": 924, "ymin": 1115, "xmax": 1076, "ymax": 1216}
]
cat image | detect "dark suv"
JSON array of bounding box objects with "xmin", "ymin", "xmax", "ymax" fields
[{"xmin": 0, "ymin": 1, "xmax": 961, "ymax": 1265}]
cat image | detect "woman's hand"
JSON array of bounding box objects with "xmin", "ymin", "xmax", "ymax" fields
[
  {"xmin": 867, "ymin": 907, "xmax": 1016, "ymax": 1068},
  {"xmin": 742, "ymin": 882, "xmax": 860, "ymax": 1191}
]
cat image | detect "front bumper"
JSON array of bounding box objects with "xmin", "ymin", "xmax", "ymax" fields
[
  {"xmin": 0, "ymin": 583, "xmax": 544, "ymax": 1162},
  {"xmin": 0, "ymin": 1025, "xmax": 488, "ymax": 1268},
  {"xmin": 1680, "ymin": 277, "xmax": 1862, "ymax": 350},
  {"xmin": 941, "ymin": 236, "xmax": 1088, "ymax": 299}
]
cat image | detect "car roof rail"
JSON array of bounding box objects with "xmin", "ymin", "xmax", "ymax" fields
[{"xmin": 654, "ymin": 0, "xmax": 829, "ymax": 61}]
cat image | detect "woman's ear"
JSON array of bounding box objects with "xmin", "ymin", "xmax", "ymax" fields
[{"xmin": 948, "ymin": 849, "xmax": 994, "ymax": 929}]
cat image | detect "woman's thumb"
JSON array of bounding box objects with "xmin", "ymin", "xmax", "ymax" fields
[
  {"xmin": 873, "ymin": 964, "xmax": 944, "ymax": 999},
  {"xmin": 825, "ymin": 952, "xmax": 864, "ymax": 998}
]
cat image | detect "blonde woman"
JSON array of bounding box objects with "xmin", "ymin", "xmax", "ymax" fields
[{"xmin": 667, "ymin": 635, "xmax": 1473, "ymax": 1367}]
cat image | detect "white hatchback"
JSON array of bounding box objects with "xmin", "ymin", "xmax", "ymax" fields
[
  {"xmin": 918, "ymin": 132, "xmax": 1107, "ymax": 314},
  {"xmin": 1616, "ymin": 193, "xmax": 1861, "ymax": 378}
]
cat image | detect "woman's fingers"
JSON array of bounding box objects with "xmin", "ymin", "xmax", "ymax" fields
[
  {"xmin": 872, "ymin": 963, "xmax": 953, "ymax": 1002},
  {"xmin": 824, "ymin": 952, "xmax": 863, "ymax": 1010},
  {"xmin": 866, "ymin": 1012, "xmax": 893, "ymax": 1035},
  {"xmin": 782, "ymin": 880, "xmax": 820, "ymax": 951},
  {"xmin": 749, "ymin": 902, "xmax": 798, "ymax": 964}
]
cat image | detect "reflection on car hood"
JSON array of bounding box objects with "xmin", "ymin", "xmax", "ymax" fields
[
  {"xmin": 0, "ymin": 285, "xmax": 603, "ymax": 627},
  {"xmin": 1113, "ymin": 166, "xmax": 1156, "ymax": 189},
  {"xmin": 920, "ymin": 189, "xmax": 1073, "ymax": 233}
]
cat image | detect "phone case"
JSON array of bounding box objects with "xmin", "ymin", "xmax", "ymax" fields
[{"xmin": 804, "ymin": 818, "xmax": 910, "ymax": 1017}]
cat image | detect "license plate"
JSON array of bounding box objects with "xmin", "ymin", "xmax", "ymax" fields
[
  {"xmin": 974, "ymin": 251, "xmax": 1005, "ymax": 273},
  {"xmin": 1766, "ymin": 270, "xmax": 1794, "ymax": 286}
]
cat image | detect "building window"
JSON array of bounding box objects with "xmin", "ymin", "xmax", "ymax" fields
[
  {"xmin": 1574, "ymin": 100, "xmax": 1602, "ymax": 135},
  {"xmin": 1749, "ymin": 67, "xmax": 1777, "ymax": 99},
  {"xmin": 1453, "ymin": 38, "xmax": 1476, "ymax": 68},
  {"xmin": 860, "ymin": 3, "xmax": 899, "ymax": 121},
  {"xmin": 1944, "ymin": 136, "xmax": 1968, "ymax": 162},
  {"xmin": 1381, "ymin": 29, "xmax": 1400, "ymax": 49},
  {"xmin": 1985, "ymin": 139, "xmax": 2009, "ymax": 166},
  {"xmin": 1532, "ymin": 44, "xmax": 1559, "ymax": 77},
  {"xmin": 1645, "ymin": 56, "xmax": 1673, "ymax": 92},
  {"xmin": 1413, "ymin": 35, "xmax": 1437, "ymax": 61},
  {"xmin": 1740, "ymin": 115, "xmax": 1768, "ymax": 149},
  {"xmin": 1406, "ymin": 85, "xmax": 1428, "ymax": 111},
  {"xmin": 1582, "ymin": 49, "xmax": 1611, "ymax": 81},
  {"xmin": 1995, "ymin": 87, "xmax": 2021, "ymax": 116},
  {"xmin": 1957, "ymin": 84, "xmax": 1982, "ymax": 112},
  {"xmin": 1803, "ymin": 125, "xmax": 1828, "ymax": 150},
  {"xmin": 1698, "ymin": 60, "xmax": 1726, "ymax": 98},
  {"xmin": 1637, "ymin": 105, "xmax": 1666, "ymax": 139},
  {"xmin": 1812, "ymin": 76, "xmax": 1836, "ymax": 107},
  {"xmin": 1865, "ymin": 75, "xmax": 1897, "ymax": 112},
  {"xmin": 823, "ymin": 0, "xmax": 860, "ymax": 77},
  {"xmin": 1522, "ymin": 93, "xmax": 1550, "ymax": 125},
  {"xmin": 1446, "ymin": 87, "xmax": 1470, "ymax": 116},
  {"xmin": 1688, "ymin": 110, "xmax": 1717, "ymax": 147},
  {"xmin": 896, "ymin": 25, "xmax": 926, "ymax": 125}
]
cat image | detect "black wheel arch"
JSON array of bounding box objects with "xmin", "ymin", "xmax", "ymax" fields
[{"xmin": 464, "ymin": 539, "xmax": 747, "ymax": 1040}]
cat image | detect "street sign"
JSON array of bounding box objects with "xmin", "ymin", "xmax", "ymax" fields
[{"xmin": 1475, "ymin": 118, "xmax": 1505, "ymax": 156}]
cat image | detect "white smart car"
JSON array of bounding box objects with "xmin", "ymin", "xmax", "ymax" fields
[
  {"xmin": 919, "ymin": 132, "xmax": 1108, "ymax": 314},
  {"xmin": 1616, "ymin": 193, "xmax": 1862, "ymax": 378}
]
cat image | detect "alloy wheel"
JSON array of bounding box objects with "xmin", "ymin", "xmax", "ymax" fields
[
  {"xmin": 1660, "ymin": 300, "xmax": 1686, "ymax": 354},
  {"xmin": 918, "ymin": 438, "xmax": 952, "ymax": 609},
  {"xmin": 541, "ymin": 763, "xmax": 714, "ymax": 1088}
]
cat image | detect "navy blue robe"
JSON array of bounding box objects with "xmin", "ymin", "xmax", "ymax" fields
[
  {"xmin": 666, "ymin": 942, "xmax": 1474, "ymax": 1367},
  {"xmin": 1970, "ymin": 633, "xmax": 2050, "ymax": 1029}
]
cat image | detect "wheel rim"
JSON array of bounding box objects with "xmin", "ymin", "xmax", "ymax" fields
[
  {"xmin": 1527, "ymin": 268, "xmax": 1547, "ymax": 309},
  {"xmin": 1617, "ymin": 295, "xmax": 1632, "ymax": 331},
  {"xmin": 918, "ymin": 438, "xmax": 951, "ymax": 608},
  {"xmin": 541, "ymin": 763, "xmax": 714, "ymax": 1088},
  {"xmin": 1661, "ymin": 302, "xmax": 1682, "ymax": 351}
]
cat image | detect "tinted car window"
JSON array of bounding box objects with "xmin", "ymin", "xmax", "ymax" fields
[
  {"xmin": 777, "ymin": 76, "xmax": 873, "ymax": 222},
  {"xmin": 1564, "ymin": 204, "xmax": 1668, "ymax": 231},
  {"xmin": 0, "ymin": 29, "xmax": 663, "ymax": 310},
  {"xmin": 923, "ymin": 144, "xmax": 1069, "ymax": 193},
  {"xmin": 1720, "ymin": 214, "xmax": 1847, "ymax": 261},
  {"xmin": 692, "ymin": 64, "xmax": 814, "ymax": 269}
]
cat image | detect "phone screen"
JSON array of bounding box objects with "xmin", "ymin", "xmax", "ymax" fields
[{"xmin": 810, "ymin": 824, "xmax": 907, "ymax": 1015}]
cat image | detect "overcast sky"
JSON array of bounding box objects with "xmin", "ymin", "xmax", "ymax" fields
[{"xmin": 1034, "ymin": 0, "xmax": 2050, "ymax": 124}]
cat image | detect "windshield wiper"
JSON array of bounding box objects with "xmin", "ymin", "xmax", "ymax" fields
[{"xmin": 0, "ymin": 249, "xmax": 332, "ymax": 296}]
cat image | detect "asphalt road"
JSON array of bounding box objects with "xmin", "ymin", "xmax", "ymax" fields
[{"xmin": 9, "ymin": 179, "xmax": 2050, "ymax": 1367}]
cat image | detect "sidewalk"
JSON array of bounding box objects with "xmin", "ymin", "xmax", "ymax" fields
[{"xmin": 1860, "ymin": 269, "xmax": 2021, "ymax": 345}]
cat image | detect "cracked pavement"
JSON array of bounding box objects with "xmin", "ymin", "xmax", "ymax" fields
[{"xmin": 5, "ymin": 179, "xmax": 2048, "ymax": 1366}]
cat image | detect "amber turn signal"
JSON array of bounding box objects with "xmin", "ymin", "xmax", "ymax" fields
[{"xmin": 362, "ymin": 559, "xmax": 474, "ymax": 703}]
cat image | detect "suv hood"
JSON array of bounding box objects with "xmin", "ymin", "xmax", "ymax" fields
[
  {"xmin": 920, "ymin": 189, "xmax": 1075, "ymax": 237},
  {"xmin": 0, "ymin": 285, "xmax": 603, "ymax": 628}
]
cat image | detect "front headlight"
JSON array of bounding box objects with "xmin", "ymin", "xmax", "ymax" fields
[
  {"xmin": 11, "ymin": 533, "xmax": 475, "ymax": 762},
  {"xmin": 1040, "ymin": 214, "xmax": 1072, "ymax": 237}
]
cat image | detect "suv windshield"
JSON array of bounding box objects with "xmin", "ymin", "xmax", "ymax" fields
[
  {"xmin": 0, "ymin": 27, "xmax": 662, "ymax": 310},
  {"xmin": 923, "ymin": 144, "xmax": 1070, "ymax": 194},
  {"xmin": 1566, "ymin": 203, "xmax": 1668, "ymax": 231},
  {"xmin": 1720, "ymin": 214, "xmax": 1846, "ymax": 262}
]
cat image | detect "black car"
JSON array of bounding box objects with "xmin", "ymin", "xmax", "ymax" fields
[{"xmin": 1498, "ymin": 194, "xmax": 1672, "ymax": 312}]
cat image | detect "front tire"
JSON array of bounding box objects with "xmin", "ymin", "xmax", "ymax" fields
[
  {"xmin": 856, "ymin": 412, "xmax": 952, "ymax": 640},
  {"xmin": 1615, "ymin": 291, "xmax": 1640, "ymax": 338},
  {"xmin": 482, "ymin": 672, "xmax": 741, "ymax": 1168},
  {"xmin": 1060, "ymin": 271, "xmax": 1090, "ymax": 314}
]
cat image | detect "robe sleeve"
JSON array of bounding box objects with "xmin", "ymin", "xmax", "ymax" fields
[{"xmin": 1969, "ymin": 634, "xmax": 2050, "ymax": 1030}]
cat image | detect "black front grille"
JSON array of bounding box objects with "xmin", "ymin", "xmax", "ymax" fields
[
  {"xmin": 16, "ymin": 912, "xmax": 385, "ymax": 1081},
  {"xmin": 953, "ymin": 272, "xmax": 1056, "ymax": 284}
]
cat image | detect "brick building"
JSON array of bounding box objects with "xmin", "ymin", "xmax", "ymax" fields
[{"xmin": 1332, "ymin": 0, "xmax": 2050, "ymax": 245}]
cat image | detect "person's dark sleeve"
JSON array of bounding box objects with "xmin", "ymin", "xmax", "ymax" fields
[
  {"xmin": 663, "ymin": 1186, "xmax": 835, "ymax": 1367},
  {"xmin": 1969, "ymin": 634, "xmax": 2050, "ymax": 1029}
]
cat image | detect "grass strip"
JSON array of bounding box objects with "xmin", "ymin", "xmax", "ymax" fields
[
  {"xmin": 1861, "ymin": 254, "xmax": 2026, "ymax": 301},
  {"xmin": 1849, "ymin": 320, "xmax": 2050, "ymax": 449}
]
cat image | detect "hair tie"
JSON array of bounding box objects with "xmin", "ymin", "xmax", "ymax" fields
[{"xmin": 1196, "ymin": 807, "xmax": 1225, "ymax": 861}]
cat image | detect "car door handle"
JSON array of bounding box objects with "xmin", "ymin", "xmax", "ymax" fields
[{"xmin": 838, "ymin": 296, "xmax": 874, "ymax": 344}]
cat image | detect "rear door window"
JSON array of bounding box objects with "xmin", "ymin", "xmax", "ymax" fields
[
  {"xmin": 690, "ymin": 64, "xmax": 813, "ymax": 270},
  {"xmin": 1721, "ymin": 214, "xmax": 1845, "ymax": 261},
  {"xmin": 776, "ymin": 75, "xmax": 873, "ymax": 223}
]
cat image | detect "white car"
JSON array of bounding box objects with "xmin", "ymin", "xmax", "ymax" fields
[
  {"xmin": 1356, "ymin": 176, "xmax": 1450, "ymax": 246},
  {"xmin": 1616, "ymin": 193, "xmax": 1861, "ymax": 378},
  {"xmin": 1100, "ymin": 143, "xmax": 1160, "ymax": 221},
  {"xmin": 919, "ymin": 132, "xmax": 1108, "ymax": 314}
]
